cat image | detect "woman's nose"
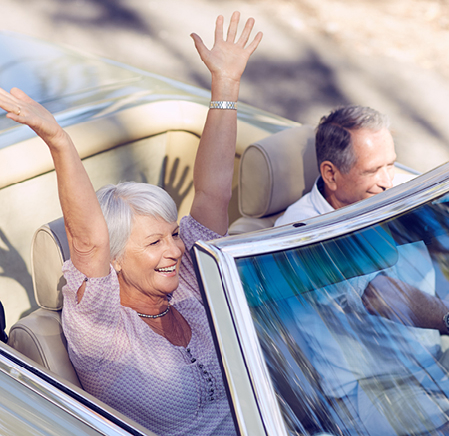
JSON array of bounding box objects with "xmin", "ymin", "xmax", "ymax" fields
[{"xmin": 166, "ymin": 238, "xmax": 183, "ymax": 259}]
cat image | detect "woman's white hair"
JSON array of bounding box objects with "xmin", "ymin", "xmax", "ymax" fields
[{"xmin": 96, "ymin": 182, "xmax": 178, "ymax": 261}]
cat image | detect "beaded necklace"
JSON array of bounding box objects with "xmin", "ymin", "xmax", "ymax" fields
[{"xmin": 137, "ymin": 304, "xmax": 170, "ymax": 319}]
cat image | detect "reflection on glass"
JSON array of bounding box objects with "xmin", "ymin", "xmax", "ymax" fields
[
  {"xmin": 236, "ymin": 193, "xmax": 449, "ymax": 436},
  {"xmin": 0, "ymin": 33, "xmax": 143, "ymax": 146}
]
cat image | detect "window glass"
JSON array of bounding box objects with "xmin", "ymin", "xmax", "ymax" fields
[{"xmin": 236, "ymin": 193, "xmax": 449, "ymax": 435}]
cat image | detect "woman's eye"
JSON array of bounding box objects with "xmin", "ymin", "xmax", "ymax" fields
[
  {"xmin": 173, "ymin": 232, "xmax": 180, "ymax": 238},
  {"xmin": 149, "ymin": 240, "xmax": 160, "ymax": 246}
]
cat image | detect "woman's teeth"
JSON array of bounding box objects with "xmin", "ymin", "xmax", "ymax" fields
[{"xmin": 156, "ymin": 265, "xmax": 176, "ymax": 273}]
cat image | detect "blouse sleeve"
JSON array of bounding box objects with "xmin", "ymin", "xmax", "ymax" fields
[
  {"xmin": 61, "ymin": 260, "xmax": 122, "ymax": 370},
  {"xmin": 176, "ymin": 215, "xmax": 224, "ymax": 304}
]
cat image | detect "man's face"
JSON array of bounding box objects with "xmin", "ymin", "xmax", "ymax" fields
[{"xmin": 327, "ymin": 127, "xmax": 396, "ymax": 209}]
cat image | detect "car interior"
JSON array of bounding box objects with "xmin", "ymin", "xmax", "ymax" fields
[
  {"xmin": 3, "ymin": 123, "xmax": 317, "ymax": 397},
  {"xmin": 0, "ymin": 97, "xmax": 299, "ymax": 333},
  {"xmin": 1, "ymin": 118, "xmax": 419, "ymax": 428}
]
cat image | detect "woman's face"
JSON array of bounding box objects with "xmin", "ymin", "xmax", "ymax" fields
[{"xmin": 116, "ymin": 214, "xmax": 185, "ymax": 299}]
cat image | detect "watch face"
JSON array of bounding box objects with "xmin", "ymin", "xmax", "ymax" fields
[{"xmin": 444, "ymin": 313, "xmax": 449, "ymax": 331}]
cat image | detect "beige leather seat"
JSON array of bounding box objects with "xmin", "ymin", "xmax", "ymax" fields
[
  {"xmin": 228, "ymin": 125, "xmax": 318, "ymax": 235},
  {"xmin": 8, "ymin": 217, "xmax": 82, "ymax": 388}
]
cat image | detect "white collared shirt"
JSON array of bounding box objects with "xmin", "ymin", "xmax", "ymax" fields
[
  {"xmin": 275, "ymin": 177, "xmax": 332, "ymax": 226},
  {"xmin": 275, "ymin": 173, "xmax": 415, "ymax": 227}
]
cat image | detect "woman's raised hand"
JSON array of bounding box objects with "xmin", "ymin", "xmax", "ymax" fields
[
  {"xmin": 191, "ymin": 11, "xmax": 263, "ymax": 85},
  {"xmin": 0, "ymin": 86, "xmax": 109, "ymax": 278},
  {"xmin": 0, "ymin": 87, "xmax": 65, "ymax": 146}
]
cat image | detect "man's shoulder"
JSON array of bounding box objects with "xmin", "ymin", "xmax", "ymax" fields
[
  {"xmin": 275, "ymin": 192, "xmax": 318, "ymax": 226},
  {"xmin": 275, "ymin": 178, "xmax": 332, "ymax": 226}
]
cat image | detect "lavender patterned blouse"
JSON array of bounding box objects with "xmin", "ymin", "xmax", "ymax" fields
[{"xmin": 62, "ymin": 215, "xmax": 236, "ymax": 436}]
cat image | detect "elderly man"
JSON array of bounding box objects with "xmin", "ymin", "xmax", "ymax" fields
[
  {"xmin": 276, "ymin": 105, "xmax": 404, "ymax": 226},
  {"xmin": 271, "ymin": 106, "xmax": 449, "ymax": 434}
]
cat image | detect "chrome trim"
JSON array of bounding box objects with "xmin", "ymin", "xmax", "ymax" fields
[
  {"xmin": 0, "ymin": 350, "xmax": 147, "ymax": 435},
  {"xmin": 195, "ymin": 242, "xmax": 289, "ymax": 436},
  {"xmin": 193, "ymin": 246, "xmax": 256, "ymax": 436},
  {"xmin": 215, "ymin": 163, "xmax": 449, "ymax": 258},
  {"xmin": 394, "ymin": 161, "xmax": 421, "ymax": 175}
]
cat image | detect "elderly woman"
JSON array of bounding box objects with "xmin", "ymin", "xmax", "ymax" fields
[{"xmin": 0, "ymin": 12, "xmax": 262, "ymax": 435}]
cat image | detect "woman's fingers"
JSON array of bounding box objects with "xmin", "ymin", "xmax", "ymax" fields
[
  {"xmin": 0, "ymin": 88, "xmax": 30, "ymax": 123},
  {"xmin": 226, "ymin": 11, "xmax": 240, "ymax": 43},
  {"xmin": 0, "ymin": 87, "xmax": 42, "ymax": 125},
  {"xmin": 192, "ymin": 12, "xmax": 262, "ymax": 82},
  {"xmin": 190, "ymin": 33, "xmax": 208, "ymax": 63},
  {"xmin": 10, "ymin": 87, "xmax": 34, "ymax": 104},
  {"xmin": 214, "ymin": 14, "xmax": 224, "ymax": 45},
  {"xmin": 0, "ymin": 88, "xmax": 23, "ymax": 117},
  {"xmin": 0, "ymin": 87, "xmax": 63, "ymax": 142},
  {"xmin": 245, "ymin": 30, "xmax": 263, "ymax": 55},
  {"xmin": 236, "ymin": 17, "xmax": 263, "ymax": 55},
  {"xmin": 236, "ymin": 16, "xmax": 255, "ymax": 47}
]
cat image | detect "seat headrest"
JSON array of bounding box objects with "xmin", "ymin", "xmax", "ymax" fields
[
  {"xmin": 31, "ymin": 217, "xmax": 69, "ymax": 311},
  {"xmin": 238, "ymin": 125, "xmax": 318, "ymax": 218}
]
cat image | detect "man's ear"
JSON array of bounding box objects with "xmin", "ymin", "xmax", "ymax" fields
[{"xmin": 320, "ymin": 161, "xmax": 338, "ymax": 192}]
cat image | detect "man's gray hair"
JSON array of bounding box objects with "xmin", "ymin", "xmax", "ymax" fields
[
  {"xmin": 96, "ymin": 182, "xmax": 178, "ymax": 261},
  {"xmin": 316, "ymin": 105, "xmax": 390, "ymax": 173}
]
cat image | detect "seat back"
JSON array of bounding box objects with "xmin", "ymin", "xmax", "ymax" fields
[
  {"xmin": 229, "ymin": 125, "xmax": 318, "ymax": 234},
  {"xmin": 8, "ymin": 217, "xmax": 81, "ymax": 387}
]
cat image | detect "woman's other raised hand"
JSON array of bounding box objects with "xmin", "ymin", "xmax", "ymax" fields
[
  {"xmin": 191, "ymin": 11, "xmax": 263, "ymax": 90},
  {"xmin": 189, "ymin": 13, "xmax": 262, "ymax": 235}
]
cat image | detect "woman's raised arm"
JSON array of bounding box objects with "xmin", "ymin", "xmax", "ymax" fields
[
  {"xmin": 0, "ymin": 87, "xmax": 110, "ymax": 279},
  {"xmin": 190, "ymin": 12, "xmax": 262, "ymax": 235}
]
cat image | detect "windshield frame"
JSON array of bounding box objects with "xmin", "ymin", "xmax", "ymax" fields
[
  {"xmin": 215, "ymin": 163, "xmax": 449, "ymax": 259},
  {"xmin": 193, "ymin": 162, "xmax": 449, "ymax": 435}
]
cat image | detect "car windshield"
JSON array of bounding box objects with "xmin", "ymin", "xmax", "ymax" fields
[{"xmin": 235, "ymin": 191, "xmax": 449, "ymax": 436}]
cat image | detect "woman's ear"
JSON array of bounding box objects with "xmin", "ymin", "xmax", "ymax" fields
[
  {"xmin": 320, "ymin": 161, "xmax": 338, "ymax": 192},
  {"xmin": 112, "ymin": 260, "xmax": 122, "ymax": 274}
]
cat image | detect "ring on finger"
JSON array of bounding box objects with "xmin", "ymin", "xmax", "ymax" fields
[{"xmin": 16, "ymin": 107, "xmax": 21, "ymax": 116}]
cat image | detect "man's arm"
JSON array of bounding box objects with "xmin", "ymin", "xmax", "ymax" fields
[{"xmin": 362, "ymin": 274, "xmax": 449, "ymax": 334}]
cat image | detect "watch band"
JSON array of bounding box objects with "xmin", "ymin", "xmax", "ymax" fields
[{"xmin": 209, "ymin": 101, "xmax": 238, "ymax": 110}]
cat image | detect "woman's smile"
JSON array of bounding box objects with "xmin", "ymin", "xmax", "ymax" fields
[
  {"xmin": 117, "ymin": 215, "xmax": 185, "ymax": 298},
  {"xmin": 155, "ymin": 264, "xmax": 177, "ymax": 274}
]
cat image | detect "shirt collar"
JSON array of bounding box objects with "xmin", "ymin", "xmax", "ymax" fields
[{"xmin": 310, "ymin": 176, "xmax": 334, "ymax": 215}]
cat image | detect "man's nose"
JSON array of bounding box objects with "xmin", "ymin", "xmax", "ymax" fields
[{"xmin": 378, "ymin": 167, "xmax": 394, "ymax": 191}]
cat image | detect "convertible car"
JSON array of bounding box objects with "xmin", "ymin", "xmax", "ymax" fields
[{"xmin": 0, "ymin": 30, "xmax": 445, "ymax": 436}]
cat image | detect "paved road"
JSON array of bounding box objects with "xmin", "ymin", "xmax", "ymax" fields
[{"xmin": 1, "ymin": 0, "xmax": 449, "ymax": 172}]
